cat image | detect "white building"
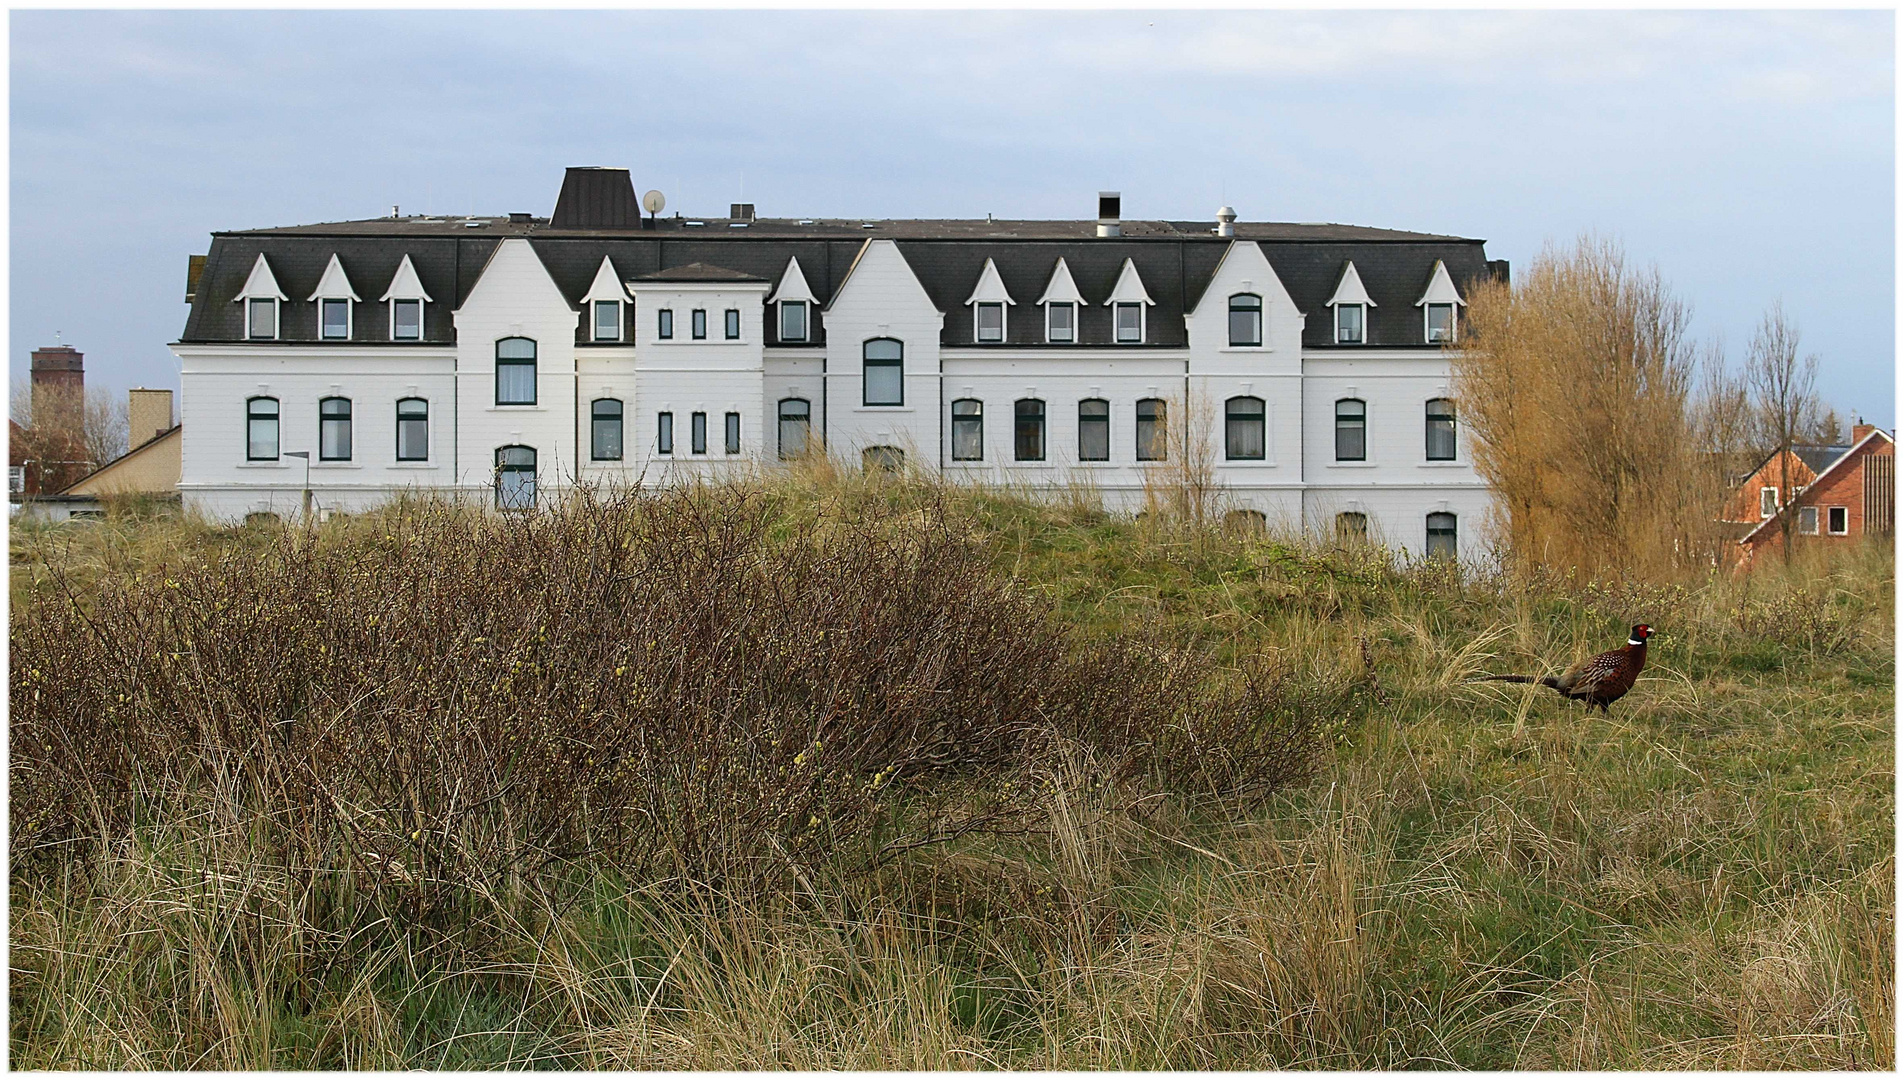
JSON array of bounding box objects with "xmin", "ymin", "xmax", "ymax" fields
[{"xmin": 173, "ymin": 167, "xmax": 1504, "ymax": 556}]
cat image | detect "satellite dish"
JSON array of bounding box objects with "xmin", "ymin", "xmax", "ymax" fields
[{"xmin": 642, "ymin": 190, "xmax": 666, "ymax": 215}]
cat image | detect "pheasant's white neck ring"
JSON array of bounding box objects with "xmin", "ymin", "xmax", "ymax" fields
[{"xmin": 1628, "ymin": 637, "xmax": 1645, "ymax": 646}]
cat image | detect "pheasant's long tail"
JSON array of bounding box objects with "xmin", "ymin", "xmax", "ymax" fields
[{"xmin": 1477, "ymin": 674, "xmax": 1559, "ymax": 688}]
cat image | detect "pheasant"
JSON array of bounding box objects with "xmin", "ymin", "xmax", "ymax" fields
[{"xmin": 1478, "ymin": 624, "xmax": 1653, "ymax": 712}]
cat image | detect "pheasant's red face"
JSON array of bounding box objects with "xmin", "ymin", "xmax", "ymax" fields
[{"xmin": 1632, "ymin": 624, "xmax": 1653, "ymax": 641}]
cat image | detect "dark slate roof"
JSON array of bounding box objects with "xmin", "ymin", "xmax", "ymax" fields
[
  {"xmin": 180, "ymin": 213, "xmax": 1493, "ymax": 350},
  {"xmin": 551, "ymin": 167, "xmax": 642, "ymax": 229},
  {"xmin": 1795, "ymin": 444, "xmax": 1852, "ymax": 474},
  {"xmin": 634, "ymin": 262, "xmax": 767, "ymax": 282}
]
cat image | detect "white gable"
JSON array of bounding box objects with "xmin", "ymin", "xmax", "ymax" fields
[
  {"xmin": 456, "ymin": 237, "xmax": 575, "ymax": 314},
  {"xmin": 307, "ymin": 253, "xmax": 361, "ymax": 302},
  {"xmin": 379, "ymin": 254, "xmax": 433, "ymax": 302},
  {"xmin": 1327, "ymin": 262, "xmax": 1376, "ymax": 308},
  {"xmin": 824, "ymin": 239, "xmax": 942, "ymax": 316},
  {"xmin": 1416, "ymin": 260, "xmax": 1466, "ymax": 307},
  {"xmin": 1188, "ymin": 241, "xmax": 1298, "ymax": 316},
  {"xmin": 1036, "ymin": 258, "xmax": 1085, "ymax": 306},
  {"xmin": 1103, "ymin": 258, "xmax": 1154, "ymax": 307},
  {"xmin": 964, "ymin": 258, "xmax": 1016, "ymax": 306},
  {"xmin": 234, "ymin": 252, "xmax": 287, "ymax": 302},
  {"xmin": 767, "ymin": 256, "xmax": 818, "ymax": 305},
  {"xmin": 581, "ymin": 256, "xmax": 629, "ymax": 305}
]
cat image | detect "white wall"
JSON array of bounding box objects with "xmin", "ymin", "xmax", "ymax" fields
[{"xmin": 821, "ymin": 240, "xmax": 944, "ymax": 470}]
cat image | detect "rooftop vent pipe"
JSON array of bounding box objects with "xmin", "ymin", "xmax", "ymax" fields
[
  {"xmin": 1215, "ymin": 205, "xmax": 1237, "ymax": 237},
  {"xmin": 1097, "ymin": 191, "xmax": 1121, "ymax": 238}
]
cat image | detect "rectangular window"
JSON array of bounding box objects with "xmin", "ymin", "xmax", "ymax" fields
[
  {"xmin": 1014, "ymin": 399, "xmax": 1045, "ymax": 461},
  {"xmin": 691, "ymin": 411, "xmax": 707, "ymax": 454},
  {"xmin": 396, "ymin": 398, "xmax": 428, "ymax": 461},
  {"xmin": 1760, "ymin": 487, "xmax": 1778, "ymax": 518},
  {"xmin": 246, "ymin": 398, "xmax": 279, "ymax": 460},
  {"xmin": 1226, "ymin": 397, "xmax": 1266, "ymax": 460},
  {"xmin": 1115, "ymin": 303, "xmax": 1142, "ymax": 343},
  {"xmin": 8, "ymin": 466, "xmax": 23, "ymax": 493},
  {"xmin": 594, "ymin": 300, "xmax": 620, "ymax": 342},
  {"xmin": 1046, "ymin": 302, "xmax": 1074, "ymax": 343},
  {"xmin": 592, "ymin": 399, "xmax": 623, "ymax": 460},
  {"xmin": 724, "ymin": 412, "xmax": 741, "ymax": 454},
  {"xmin": 863, "ymin": 339, "xmax": 904, "ymax": 406},
  {"xmin": 1798, "ymin": 506, "xmax": 1819, "ymax": 534},
  {"xmin": 951, "ymin": 399, "xmax": 983, "ymax": 461},
  {"xmin": 724, "ymin": 309, "xmax": 741, "ymax": 340},
  {"xmin": 1078, "ymin": 399, "xmax": 1109, "ymax": 461},
  {"xmin": 1425, "ymin": 399, "xmax": 1457, "ymax": 461},
  {"xmin": 1136, "ymin": 398, "xmax": 1166, "ymax": 461},
  {"xmin": 1426, "ymin": 512, "xmax": 1458, "ymax": 558},
  {"xmin": 1228, "ymin": 295, "xmax": 1262, "ymax": 347},
  {"xmin": 1335, "ymin": 399, "xmax": 1366, "ymax": 462},
  {"xmin": 248, "ymin": 298, "xmax": 277, "ymax": 340},
  {"xmin": 778, "ymin": 399, "xmax": 811, "ymax": 459},
  {"xmin": 1426, "ymin": 303, "xmax": 1456, "ymax": 343},
  {"xmin": 691, "ymin": 309, "xmax": 707, "ymax": 340},
  {"xmin": 393, "ymin": 299, "xmax": 422, "ymax": 340},
  {"xmin": 1336, "ymin": 304, "xmax": 1364, "ymax": 344},
  {"xmin": 975, "ymin": 302, "xmax": 1004, "ymax": 343},
  {"xmin": 319, "ymin": 398, "xmax": 352, "ymax": 460},
  {"xmin": 657, "ymin": 412, "xmax": 674, "ymax": 454},
  {"xmin": 321, "ymin": 298, "xmax": 349, "ymax": 340},
  {"xmin": 780, "ymin": 301, "xmax": 808, "ymax": 342},
  {"xmin": 1828, "ymin": 506, "xmax": 1849, "ymax": 534},
  {"xmin": 658, "ymin": 309, "xmax": 674, "ymax": 340}
]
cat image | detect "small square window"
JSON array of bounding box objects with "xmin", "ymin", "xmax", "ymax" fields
[
  {"xmin": 975, "ymin": 302, "xmax": 1004, "ymax": 343},
  {"xmin": 393, "ymin": 299, "xmax": 422, "ymax": 340},
  {"xmin": 1115, "ymin": 303, "xmax": 1142, "ymax": 343},
  {"xmin": 321, "ymin": 298, "xmax": 349, "ymax": 340},
  {"xmin": 1828, "ymin": 506, "xmax": 1849, "ymax": 534},
  {"xmin": 248, "ymin": 298, "xmax": 277, "ymax": 340},
  {"xmin": 1798, "ymin": 506, "xmax": 1819, "ymax": 534},
  {"xmin": 1047, "ymin": 302, "xmax": 1074, "ymax": 343}
]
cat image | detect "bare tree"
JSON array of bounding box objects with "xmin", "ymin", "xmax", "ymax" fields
[{"xmin": 1745, "ymin": 304, "xmax": 1822, "ymax": 564}]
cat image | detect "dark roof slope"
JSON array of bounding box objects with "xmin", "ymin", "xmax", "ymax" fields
[
  {"xmin": 635, "ymin": 262, "xmax": 767, "ymax": 282},
  {"xmin": 1795, "ymin": 444, "xmax": 1853, "ymax": 474}
]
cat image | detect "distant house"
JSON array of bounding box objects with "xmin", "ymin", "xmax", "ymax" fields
[
  {"xmin": 12, "ymin": 389, "xmax": 180, "ymax": 522},
  {"xmin": 1723, "ymin": 424, "xmax": 1894, "ymax": 565}
]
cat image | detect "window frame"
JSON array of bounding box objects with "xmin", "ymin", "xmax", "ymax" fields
[
  {"xmin": 974, "ymin": 301, "xmax": 1006, "ymax": 344},
  {"xmin": 1336, "ymin": 303, "xmax": 1365, "ymax": 344},
  {"xmin": 593, "ymin": 300, "xmax": 622, "ymax": 342},
  {"xmin": 395, "ymin": 397, "xmax": 429, "ymax": 461},
  {"xmin": 1760, "ymin": 486, "xmax": 1779, "ymax": 518},
  {"xmin": 657, "ymin": 309, "xmax": 674, "ymax": 340},
  {"xmin": 1425, "ymin": 303, "xmax": 1457, "ymax": 344},
  {"xmin": 863, "ymin": 446, "xmax": 904, "ymax": 472},
  {"xmin": 1425, "ymin": 398, "xmax": 1457, "ymax": 461},
  {"xmin": 691, "ymin": 308, "xmax": 707, "ymax": 340},
  {"xmin": 724, "ymin": 411, "xmax": 741, "ymax": 455},
  {"xmin": 1114, "ymin": 302, "xmax": 1144, "ymax": 344},
  {"xmin": 1828, "ymin": 506, "xmax": 1849, "ymax": 535},
  {"xmin": 318, "ymin": 396, "xmax": 352, "ymax": 461},
  {"xmin": 657, "ymin": 411, "xmax": 674, "ymax": 455},
  {"xmin": 780, "ymin": 300, "xmax": 809, "ymax": 342},
  {"xmin": 391, "ymin": 297, "xmax": 423, "ymax": 341},
  {"xmin": 1077, "ymin": 398, "xmax": 1110, "ymax": 462},
  {"xmin": 1335, "ymin": 511, "xmax": 1369, "ymax": 544},
  {"xmin": 724, "ymin": 308, "xmax": 741, "ymax": 341},
  {"xmin": 247, "ymin": 298, "xmax": 279, "ymax": 341},
  {"xmin": 1046, "ymin": 301, "xmax": 1076, "ymax": 343},
  {"xmin": 1426, "ymin": 511, "xmax": 1458, "ymax": 558},
  {"xmin": 494, "ymin": 337, "xmax": 538, "ymax": 406},
  {"xmin": 591, "ymin": 398, "xmax": 624, "ymax": 461},
  {"xmin": 951, "ymin": 398, "xmax": 984, "ymax": 461},
  {"xmin": 1228, "ymin": 293, "xmax": 1263, "ymax": 347},
  {"xmin": 862, "ymin": 338, "xmax": 904, "ymax": 406},
  {"xmin": 1798, "ymin": 505, "xmax": 1820, "ymax": 534},
  {"xmin": 777, "ymin": 398, "xmax": 811, "ymax": 459},
  {"xmin": 320, "ymin": 297, "xmax": 351, "ymax": 341},
  {"xmin": 1225, "ymin": 395, "xmax": 1267, "ymax": 461},
  {"xmin": 495, "ymin": 445, "xmax": 537, "ymax": 510},
  {"xmin": 1014, "ymin": 398, "xmax": 1046, "ymax": 462},
  {"xmin": 245, "ymin": 396, "xmax": 280, "ymax": 461},
  {"xmin": 690, "ymin": 411, "xmax": 708, "ymax": 455},
  {"xmin": 1335, "ymin": 398, "xmax": 1367, "ymax": 462},
  {"xmin": 1136, "ymin": 398, "xmax": 1167, "ymax": 461}
]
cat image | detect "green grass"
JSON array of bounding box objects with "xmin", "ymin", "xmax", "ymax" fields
[{"xmin": 10, "ymin": 479, "xmax": 1893, "ymax": 1069}]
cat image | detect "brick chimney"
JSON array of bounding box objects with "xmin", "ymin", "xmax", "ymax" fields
[
  {"xmin": 30, "ymin": 344, "xmax": 84, "ymax": 437},
  {"xmin": 1852, "ymin": 423, "xmax": 1876, "ymax": 445},
  {"xmin": 129, "ymin": 388, "xmax": 174, "ymax": 448}
]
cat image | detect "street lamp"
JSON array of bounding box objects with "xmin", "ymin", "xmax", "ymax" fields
[{"xmin": 284, "ymin": 451, "xmax": 311, "ymax": 522}]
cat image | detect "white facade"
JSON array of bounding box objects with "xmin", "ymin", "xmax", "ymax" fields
[{"xmin": 176, "ymin": 225, "xmax": 1492, "ymax": 557}]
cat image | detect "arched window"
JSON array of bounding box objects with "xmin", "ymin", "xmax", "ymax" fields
[
  {"xmin": 1225, "ymin": 396, "xmax": 1265, "ymax": 460},
  {"xmin": 591, "ymin": 398, "xmax": 623, "ymax": 461},
  {"xmin": 396, "ymin": 398, "xmax": 429, "ymax": 461},
  {"xmin": 863, "ymin": 445, "xmax": 904, "ymax": 472},
  {"xmin": 246, "ymin": 397, "xmax": 279, "ymax": 461},
  {"xmin": 778, "ymin": 398, "xmax": 811, "ymax": 459},
  {"xmin": 1228, "ymin": 294, "xmax": 1262, "ymax": 346},
  {"xmin": 495, "ymin": 337, "xmax": 537, "ymax": 405},
  {"xmin": 495, "ymin": 445, "xmax": 537, "ymax": 510},
  {"xmin": 1335, "ymin": 398, "xmax": 1366, "ymax": 461},
  {"xmin": 1426, "ymin": 512, "xmax": 1457, "ymax": 558},
  {"xmin": 1425, "ymin": 398, "xmax": 1456, "ymax": 461},
  {"xmin": 951, "ymin": 398, "xmax": 983, "ymax": 461},
  {"xmin": 1136, "ymin": 398, "xmax": 1167, "ymax": 461},
  {"xmin": 319, "ymin": 397, "xmax": 352, "ymax": 461},
  {"xmin": 863, "ymin": 338, "xmax": 903, "ymax": 405},
  {"xmin": 1078, "ymin": 398, "xmax": 1109, "ymax": 462},
  {"xmin": 1335, "ymin": 511, "xmax": 1368, "ymax": 544},
  {"xmin": 1014, "ymin": 398, "xmax": 1046, "ymax": 461}
]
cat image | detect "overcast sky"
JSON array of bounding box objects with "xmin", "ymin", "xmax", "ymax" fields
[{"xmin": 10, "ymin": 9, "xmax": 1895, "ymax": 425}]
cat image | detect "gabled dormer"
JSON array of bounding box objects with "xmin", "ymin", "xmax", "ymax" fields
[
  {"xmin": 1327, "ymin": 262, "xmax": 1376, "ymax": 345},
  {"xmin": 1415, "ymin": 259, "xmax": 1466, "ymax": 344},
  {"xmin": 308, "ymin": 254, "xmax": 361, "ymax": 340},
  {"xmin": 1104, "ymin": 258, "xmax": 1154, "ymax": 344},
  {"xmin": 964, "ymin": 258, "xmax": 1015, "ymax": 344},
  {"xmin": 235, "ymin": 252, "xmax": 288, "ymax": 340},
  {"xmin": 1037, "ymin": 257, "xmax": 1085, "ymax": 343},
  {"xmin": 767, "ymin": 256, "xmax": 819, "ymax": 343},
  {"xmin": 580, "ymin": 256, "xmax": 630, "ymax": 342},
  {"xmin": 379, "ymin": 254, "xmax": 433, "ymax": 341}
]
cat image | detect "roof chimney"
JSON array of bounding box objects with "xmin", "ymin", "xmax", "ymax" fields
[
  {"xmin": 1215, "ymin": 205, "xmax": 1237, "ymax": 238},
  {"xmin": 129, "ymin": 388, "xmax": 174, "ymax": 448},
  {"xmin": 1853, "ymin": 422, "xmax": 1876, "ymax": 444},
  {"xmin": 550, "ymin": 166, "xmax": 642, "ymax": 229},
  {"xmin": 730, "ymin": 203, "xmax": 755, "ymax": 222},
  {"xmin": 1097, "ymin": 191, "xmax": 1121, "ymax": 238}
]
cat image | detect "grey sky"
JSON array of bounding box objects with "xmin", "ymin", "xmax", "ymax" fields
[{"xmin": 11, "ymin": 9, "xmax": 1894, "ymax": 425}]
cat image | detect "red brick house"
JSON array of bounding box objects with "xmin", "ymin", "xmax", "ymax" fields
[{"xmin": 1726, "ymin": 424, "xmax": 1894, "ymax": 565}]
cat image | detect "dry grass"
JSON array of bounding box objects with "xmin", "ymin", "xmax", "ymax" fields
[{"xmin": 9, "ymin": 475, "xmax": 1893, "ymax": 1069}]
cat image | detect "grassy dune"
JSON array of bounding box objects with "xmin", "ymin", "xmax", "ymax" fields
[{"xmin": 9, "ymin": 475, "xmax": 1893, "ymax": 1068}]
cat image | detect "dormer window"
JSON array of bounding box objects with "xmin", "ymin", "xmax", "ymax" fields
[
  {"xmin": 308, "ymin": 253, "xmax": 360, "ymax": 341},
  {"xmin": 780, "ymin": 300, "xmax": 809, "ymax": 342},
  {"xmin": 248, "ymin": 298, "xmax": 279, "ymax": 340},
  {"xmin": 594, "ymin": 300, "xmax": 621, "ymax": 342},
  {"xmin": 1337, "ymin": 305, "xmax": 1364, "ymax": 344},
  {"xmin": 1104, "ymin": 258, "xmax": 1154, "ymax": 345},
  {"xmin": 1426, "ymin": 304, "xmax": 1456, "ymax": 343},
  {"xmin": 381, "ymin": 253, "xmax": 432, "ymax": 341},
  {"xmin": 321, "ymin": 299, "xmax": 350, "ymax": 340},
  {"xmin": 1327, "ymin": 261, "xmax": 1376, "ymax": 346},
  {"xmin": 975, "ymin": 302, "xmax": 1005, "ymax": 343},
  {"xmin": 1115, "ymin": 303, "xmax": 1143, "ymax": 343},
  {"xmin": 235, "ymin": 252, "xmax": 288, "ymax": 341},
  {"xmin": 1415, "ymin": 259, "xmax": 1467, "ymax": 345},
  {"xmin": 1228, "ymin": 294, "xmax": 1262, "ymax": 346},
  {"xmin": 1046, "ymin": 302, "xmax": 1075, "ymax": 343}
]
